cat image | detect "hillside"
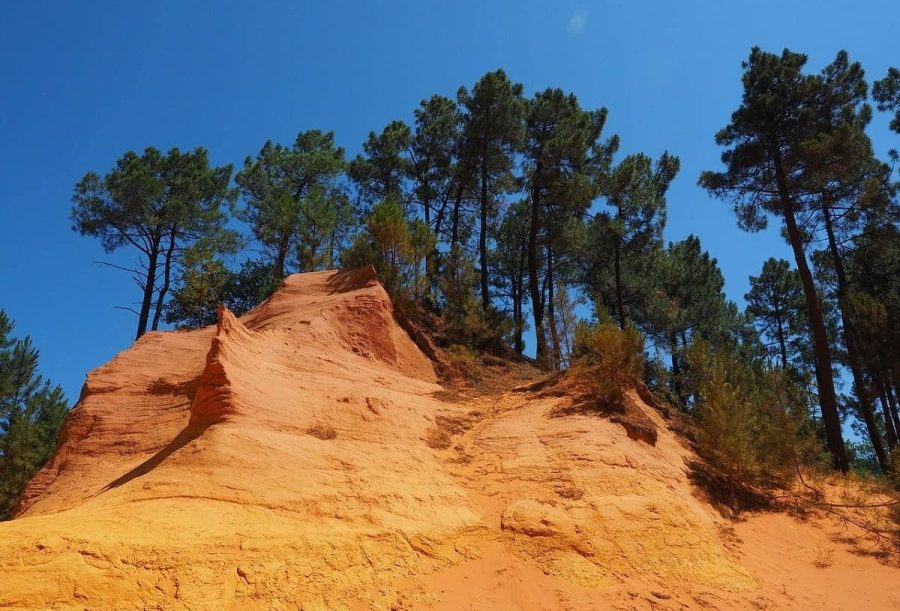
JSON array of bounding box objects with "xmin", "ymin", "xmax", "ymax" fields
[{"xmin": 0, "ymin": 268, "xmax": 897, "ymax": 610}]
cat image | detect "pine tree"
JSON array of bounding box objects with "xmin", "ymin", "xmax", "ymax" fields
[
  {"xmin": 522, "ymin": 88, "xmax": 617, "ymax": 369},
  {"xmin": 341, "ymin": 198, "xmax": 414, "ymax": 297},
  {"xmin": 349, "ymin": 121, "xmax": 412, "ymax": 209},
  {"xmin": 72, "ymin": 147, "xmax": 237, "ymax": 339},
  {"xmin": 408, "ymin": 95, "xmax": 463, "ymax": 297},
  {"xmin": 798, "ymin": 51, "xmax": 895, "ymax": 473},
  {"xmin": 845, "ymin": 222, "xmax": 900, "ymax": 456},
  {"xmin": 0, "ymin": 311, "xmax": 68, "ymax": 519},
  {"xmin": 646, "ymin": 236, "xmax": 738, "ymax": 402},
  {"xmin": 458, "ymin": 70, "xmax": 526, "ymax": 312},
  {"xmin": 236, "ymin": 131, "xmax": 346, "ymax": 278},
  {"xmin": 493, "ymin": 199, "xmax": 531, "ymax": 354},
  {"xmin": 699, "ymin": 47, "xmax": 849, "ymax": 471},
  {"xmin": 745, "ymin": 258, "xmax": 809, "ymax": 371},
  {"xmin": 873, "ymin": 67, "xmax": 900, "ymax": 133},
  {"xmin": 586, "ymin": 151, "xmax": 679, "ymax": 329}
]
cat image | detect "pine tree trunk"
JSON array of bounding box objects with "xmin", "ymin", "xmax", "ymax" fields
[
  {"xmin": 136, "ymin": 233, "xmax": 162, "ymax": 340},
  {"xmin": 430, "ymin": 195, "xmax": 450, "ymax": 302},
  {"xmin": 423, "ymin": 195, "xmax": 431, "ymax": 267},
  {"xmin": 885, "ymin": 378, "xmax": 900, "ymax": 448},
  {"xmin": 528, "ymin": 170, "xmax": 548, "ymax": 369},
  {"xmin": 877, "ymin": 381, "xmax": 898, "ymax": 451},
  {"xmin": 614, "ymin": 206, "xmax": 625, "ymax": 329},
  {"xmin": 512, "ymin": 281, "xmax": 522, "ymax": 354},
  {"xmin": 151, "ymin": 226, "xmax": 178, "ymax": 331},
  {"xmin": 479, "ymin": 157, "xmax": 490, "ymax": 312},
  {"xmin": 547, "ymin": 243, "xmax": 562, "ymax": 370},
  {"xmin": 275, "ymin": 233, "xmax": 290, "ymax": 279},
  {"xmin": 774, "ymin": 305, "xmax": 789, "ymax": 370},
  {"xmin": 450, "ymin": 184, "xmax": 464, "ymax": 283},
  {"xmin": 772, "ymin": 146, "xmax": 847, "ymax": 472},
  {"xmin": 821, "ymin": 203, "xmax": 887, "ymax": 472},
  {"xmin": 669, "ymin": 332, "xmax": 681, "ymax": 401},
  {"xmin": 514, "ymin": 239, "xmax": 527, "ymax": 355}
]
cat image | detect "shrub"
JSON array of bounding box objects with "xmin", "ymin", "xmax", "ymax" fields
[
  {"xmin": 444, "ymin": 344, "xmax": 480, "ymax": 381},
  {"xmin": 307, "ymin": 423, "xmax": 337, "ymax": 440},
  {"xmin": 571, "ymin": 321, "xmax": 645, "ymax": 405},
  {"xmin": 686, "ymin": 339, "xmax": 818, "ymax": 485}
]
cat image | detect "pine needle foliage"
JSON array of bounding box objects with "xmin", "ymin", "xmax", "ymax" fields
[
  {"xmin": 571, "ymin": 320, "xmax": 645, "ymax": 405},
  {"xmin": 686, "ymin": 339, "xmax": 820, "ymax": 485}
]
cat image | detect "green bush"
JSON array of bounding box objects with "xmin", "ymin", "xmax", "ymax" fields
[
  {"xmin": 439, "ymin": 248, "xmax": 510, "ymax": 350},
  {"xmin": 571, "ymin": 321, "xmax": 645, "ymax": 405},
  {"xmin": 686, "ymin": 339, "xmax": 818, "ymax": 485}
]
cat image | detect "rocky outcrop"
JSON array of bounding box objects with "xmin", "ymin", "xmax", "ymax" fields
[{"xmin": 1, "ymin": 268, "xmax": 895, "ymax": 610}]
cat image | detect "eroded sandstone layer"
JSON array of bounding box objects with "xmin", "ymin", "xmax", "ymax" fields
[{"xmin": 1, "ymin": 268, "xmax": 896, "ymax": 610}]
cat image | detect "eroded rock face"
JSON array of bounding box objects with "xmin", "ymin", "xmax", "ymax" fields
[{"xmin": 0, "ymin": 268, "xmax": 759, "ymax": 609}]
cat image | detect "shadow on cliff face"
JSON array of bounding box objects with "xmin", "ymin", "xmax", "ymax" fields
[
  {"xmin": 686, "ymin": 458, "xmax": 775, "ymax": 517},
  {"xmin": 324, "ymin": 266, "xmax": 379, "ymax": 294},
  {"xmin": 102, "ymin": 424, "xmax": 208, "ymax": 492}
]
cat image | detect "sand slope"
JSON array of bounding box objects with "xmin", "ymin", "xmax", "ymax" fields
[{"xmin": 1, "ymin": 268, "xmax": 897, "ymax": 610}]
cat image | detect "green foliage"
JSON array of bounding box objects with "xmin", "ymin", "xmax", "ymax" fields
[
  {"xmin": 697, "ymin": 47, "xmax": 866, "ymax": 472},
  {"xmin": 236, "ymin": 131, "xmax": 347, "ymax": 277},
  {"xmin": 872, "ymin": 67, "xmax": 900, "ymax": 133},
  {"xmin": 586, "ymin": 151, "xmax": 679, "ymax": 329},
  {"xmin": 686, "ymin": 339, "xmax": 819, "ymax": 485},
  {"xmin": 72, "ymin": 146, "xmax": 237, "ymax": 339},
  {"xmin": 458, "ymin": 69, "xmax": 526, "ymax": 309},
  {"xmin": 571, "ymin": 321, "xmax": 645, "ymax": 405},
  {"xmin": 348, "ymin": 121, "xmax": 412, "ymax": 207},
  {"xmin": 523, "ymin": 87, "xmax": 618, "ymax": 368},
  {"xmin": 745, "ymin": 258, "xmax": 809, "ymax": 371},
  {"xmin": 165, "ymin": 252, "xmax": 233, "ymax": 328},
  {"xmin": 165, "ymin": 257, "xmax": 281, "ymax": 328},
  {"xmin": 439, "ymin": 246, "xmax": 494, "ymax": 347},
  {"xmin": 341, "ymin": 198, "xmax": 437, "ymax": 302},
  {"xmin": 492, "ymin": 199, "xmax": 530, "ymax": 354},
  {"xmin": 0, "ymin": 311, "xmax": 68, "ymax": 519}
]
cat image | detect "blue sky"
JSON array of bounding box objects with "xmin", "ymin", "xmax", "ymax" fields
[{"xmin": 1, "ymin": 0, "xmax": 897, "ymax": 403}]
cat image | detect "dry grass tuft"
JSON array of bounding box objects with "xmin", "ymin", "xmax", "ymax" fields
[{"xmin": 307, "ymin": 423, "xmax": 337, "ymax": 440}]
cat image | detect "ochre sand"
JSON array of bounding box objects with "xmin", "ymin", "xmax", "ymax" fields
[{"xmin": 1, "ymin": 268, "xmax": 897, "ymax": 609}]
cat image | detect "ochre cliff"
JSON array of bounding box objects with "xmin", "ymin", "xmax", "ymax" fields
[{"xmin": 1, "ymin": 268, "xmax": 896, "ymax": 610}]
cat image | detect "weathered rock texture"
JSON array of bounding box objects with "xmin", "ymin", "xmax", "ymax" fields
[{"xmin": 0, "ymin": 268, "xmax": 896, "ymax": 610}]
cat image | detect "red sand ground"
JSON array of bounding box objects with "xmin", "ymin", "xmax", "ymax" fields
[{"xmin": 1, "ymin": 268, "xmax": 897, "ymax": 609}]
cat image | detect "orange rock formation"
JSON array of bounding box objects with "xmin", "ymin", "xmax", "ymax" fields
[{"xmin": 1, "ymin": 268, "xmax": 897, "ymax": 609}]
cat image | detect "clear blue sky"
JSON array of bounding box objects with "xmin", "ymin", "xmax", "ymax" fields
[{"xmin": 1, "ymin": 0, "xmax": 897, "ymax": 403}]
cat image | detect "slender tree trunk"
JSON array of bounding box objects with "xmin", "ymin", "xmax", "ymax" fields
[
  {"xmin": 151, "ymin": 226, "xmax": 178, "ymax": 331},
  {"xmin": 528, "ymin": 172, "xmax": 548, "ymax": 369},
  {"xmin": 614, "ymin": 206, "xmax": 625, "ymax": 329},
  {"xmin": 430, "ymin": 195, "xmax": 450, "ymax": 300},
  {"xmin": 136, "ymin": 233, "xmax": 163, "ymax": 340},
  {"xmin": 772, "ymin": 146, "xmax": 847, "ymax": 472},
  {"xmin": 479, "ymin": 156, "xmax": 490, "ymax": 312},
  {"xmin": 877, "ymin": 381, "xmax": 898, "ymax": 451},
  {"xmin": 886, "ymin": 378, "xmax": 900, "ymax": 447},
  {"xmin": 328, "ymin": 229, "xmax": 336, "ymax": 268},
  {"xmin": 422, "ymin": 192, "xmax": 432, "ymax": 297},
  {"xmin": 275, "ymin": 233, "xmax": 290, "ymax": 279},
  {"xmin": 547, "ymin": 243, "xmax": 562, "ymax": 370},
  {"xmin": 450, "ymin": 183, "xmax": 464, "ymax": 284},
  {"xmin": 669, "ymin": 332, "xmax": 682, "ymax": 401},
  {"xmin": 514, "ymin": 239, "xmax": 527, "ymax": 355},
  {"xmin": 821, "ymin": 203, "xmax": 887, "ymax": 472},
  {"xmin": 774, "ymin": 306, "xmax": 789, "ymax": 370}
]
